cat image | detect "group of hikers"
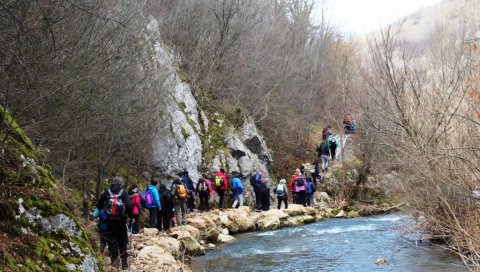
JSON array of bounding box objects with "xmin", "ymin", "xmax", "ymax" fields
[{"xmin": 92, "ymin": 120, "xmax": 352, "ymax": 270}]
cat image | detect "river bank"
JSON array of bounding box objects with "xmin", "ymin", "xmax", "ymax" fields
[{"xmin": 124, "ymin": 203, "xmax": 401, "ymax": 271}]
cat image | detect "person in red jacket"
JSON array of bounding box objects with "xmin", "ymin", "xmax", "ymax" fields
[
  {"xmin": 128, "ymin": 184, "xmax": 142, "ymax": 234},
  {"xmin": 289, "ymin": 169, "xmax": 302, "ymax": 204},
  {"xmin": 214, "ymin": 168, "xmax": 228, "ymax": 210}
]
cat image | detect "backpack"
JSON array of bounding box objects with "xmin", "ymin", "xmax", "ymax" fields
[
  {"xmin": 294, "ymin": 178, "xmax": 306, "ymax": 193},
  {"xmin": 343, "ymin": 115, "xmax": 352, "ymax": 125},
  {"xmin": 176, "ymin": 184, "xmax": 189, "ymax": 200},
  {"xmin": 140, "ymin": 192, "xmax": 147, "ymax": 209},
  {"xmin": 306, "ymin": 182, "xmax": 313, "ymax": 194},
  {"xmin": 249, "ymin": 175, "xmax": 256, "ymax": 187},
  {"xmin": 104, "ymin": 189, "xmax": 126, "ymax": 220},
  {"xmin": 215, "ymin": 175, "xmax": 224, "ymax": 188},
  {"xmin": 199, "ymin": 180, "xmax": 208, "ymax": 192},
  {"xmin": 275, "ymin": 184, "xmax": 285, "ymax": 197},
  {"xmin": 143, "ymin": 189, "xmax": 156, "ymax": 209}
]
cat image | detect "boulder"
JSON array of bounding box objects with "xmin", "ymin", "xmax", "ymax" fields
[
  {"xmin": 285, "ymin": 215, "xmax": 315, "ymax": 226},
  {"xmin": 375, "ymin": 258, "xmax": 388, "ymax": 265},
  {"xmin": 147, "ymin": 237, "xmax": 181, "ymax": 258},
  {"xmin": 216, "ymin": 214, "xmax": 239, "ymax": 234},
  {"xmin": 256, "ymin": 214, "xmax": 281, "ymax": 230},
  {"xmin": 217, "ymin": 234, "xmax": 236, "ymax": 244},
  {"xmin": 137, "ymin": 246, "xmax": 176, "ymax": 265},
  {"xmin": 178, "ymin": 235, "xmax": 205, "ymax": 256},
  {"xmin": 143, "ymin": 228, "xmax": 160, "ymax": 237},
  {"xmin": 335, "ymin": 210, "xmax": 347, "ymax": 218},
  {"xmin": 187, "ymin": 218, "xmax": 206, "ymax": 231},
  {"xmin": 261, "ymin": 209, "xmax": 289, "ymax": 220},
  {"xmin": 347, "ymin": 210, "xmax": 360, "ymax": 218},
  {"xmin": 224, "ymin": 208, "xmax": 256, "ymax": 232},
  {"xmin": 205, "ymin": 228, "xmax": 220, "ymax": 242},
  {"xmin": 284, "ymin": 204, "xmax": 306, "ymax": 216},
  {"xmin": 169, "ymin": 225, "xmax": 201, "ymax": 240}
]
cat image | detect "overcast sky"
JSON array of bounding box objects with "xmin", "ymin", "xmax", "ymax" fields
[{"xmin": 313, "ymin": 0, "xmax": 443, "ymax": 37}]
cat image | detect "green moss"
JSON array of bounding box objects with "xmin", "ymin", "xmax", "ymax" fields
[
  {"xmin": 181, "ymin": 127, "xmax": 189, "ymax": 140},
  {"xmin": 178, "ymin": 102, "xmax": 187, "ymax": 112}
]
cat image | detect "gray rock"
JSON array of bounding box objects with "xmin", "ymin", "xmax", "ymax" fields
[
  {"xmin": 39, "ymin": 214, "xmax": 82, "ymax": 237},
  {"xmin": 65, "ymin": 264, "xmax": 76, "ymax": 271},
  {"xmin": 240, "ymin": 120, "xmax": 273, "ymax": 164},
  {"xmin": 78, "ymin": 254, "xmax": 100, "ymax": 272}
]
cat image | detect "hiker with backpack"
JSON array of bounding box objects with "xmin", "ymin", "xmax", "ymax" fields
[
  {"xmin": 158, "ymin": 184, "xmax": 174, "ymax": 231},
  {"xmin": 329, "ymin": 135, "xmax": 339, "ymax": 161},
  {"xmin": 196, "ymin": 177, "xmax": 211, "ymax": 211},
  {"xmin": 214, "ymin": 168, "xmax": 228, "ymax": 210},
  {"xmin": 171, "ymin": 176, "xmax": 189, "ymax": 225},
  {"xmin": 311, "ymin": 160, "xmax": 320, "ymax": 184},
  {"xmin": 288, "ymin": 169, "xmax": 302, "ymax": 204},
  {"xmin": 94, "ymin": 176, "xmax": 133, "ymax": 270},
  {"xmin": 343, "ymin": 113, "xmax": 357, "ymax": 134},
  {"xmin": 275, "ymin": 179, "xmax": 289, "ymax": 209},
  {"xmin": 181, "ymin": 170, "xmax": 196, "ymax": 213},
  {"xmin": 317, "ymin": 140, "xmax": 331, "ymax": 172},
  {"xmin": 322, "ymin": 126, "xmax": 333, "ymax": 141},
  {"xmin": 260, "ymin": 177, "xmax": 271, "ymax": 211},
  {"xmin": 306, "ymin": 177, "xmax": 316, "ymax": 207},
  {"xmin": 231, "ymin": 172, "xmax": 244, "ymax": 208},
  {"xmin": 144, "ymin": 177, "xmax": 161, "ymax": 228},
  {"xmin": 128, "ymin": 184, "xmax": 142, "ymax": 234},
  {"xmin": 91, "ymin": 207, "xmax": 108, "ymax": 253},
  {"xmin": 293, "ymin": 175, "xmax": 307, "ymax": 207},
  {"xmin": 250, "ymin": 171, "xmax": 263, "ymax": 211}
]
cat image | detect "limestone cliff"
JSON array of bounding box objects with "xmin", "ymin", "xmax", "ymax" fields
[
  {"xmin": 145, "ymin": 17, "xmax": 273, "ymax": 190},
  {"xmin": 0, "ymin": 106, "xmax": 101, "ymax": 272}
]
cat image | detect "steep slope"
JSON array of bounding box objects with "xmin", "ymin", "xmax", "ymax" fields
[{"xmin": 0, "ymin": 106, "xmax": 101, "ymax": 272}]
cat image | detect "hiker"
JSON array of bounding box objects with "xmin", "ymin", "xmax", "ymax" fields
[
  {"xmin": 293, "ymin": 175, "xmax": 307, "ymax": 207},
  {"xmin": 214, "ymin": 168, "xmax": 228, "ymax": 210},
  {"xmin": 231, "ymin": 172, "xmax": 244, "ymax": 208},
  {"xmin": 306, "ymin": 177, "xmax": 316, "ymax": 207},
  {"xmin": 181, "ymin": 170, "xmax": 196, "ymax": 213},
  {"xmin": 343, "ymin": 113, "xmax": 356, "ymax": 134},
  {"xmin": 311, "ymin": 160, "xmax": 320, "ymax": 184},
  {"xmin": 94, "ymin": 176, "xmax": 133, "ymax": 270},
  {"xmin": 322, "ymin": 126, "xmax": 332, "ymax": 140},
  {"xmin": 317, "ymin": 140, "xmax": 331, "ymax": 172},
  {"xmin": 127, "ymin": 184, "xmax": 142, "ymax": 234},
  {"xmin": 196, "ymin": 177, "xmax": 211, "ymax": 211},
  {"xmin": 288, "ymin": 169, "xmax": 302, "ymax": 204},
  {"xmin": 158, "ymin": 184, "xmax": 173, "ymax": 231},
  {"xmin": 329, "ymin": 135, "xmax": 339, "ymax": 160},
  {"xmin": 261, "ymin": 177, "xmax": 271, "ymax": 211},
  {"xmin": 250, "ymin": 171, "xmax": 263, "ymax": 211},
  {"xmin": 171, "ymin": 176, "xmax": 189, "ymax": 225},
  {"xmin": 275, "ymin": 179, "xmax": 289, "ymax": 209},
  {"xmin": 204, "ymin": 174, "xmax": 214, "ymax": 204},
  {"xmin": 144, "ymin": 177, "xmax": 161, "ymax": 228},
  {"xmin": 92, "ymin": 207, "xmax": 108, "ymax": 253}
]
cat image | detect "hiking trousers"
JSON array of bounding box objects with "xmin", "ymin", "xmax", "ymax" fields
[
  {"xmin": 307, "ymin": 194, "xmax": 314, "ymax": 207},
  {"xmin": 198, "ymin": 191, "xmax": 210, "ymax": 211},
  {"xmin": 330, "ymin": 145, "xmax": 337, "ymax": 160},
  {"xmin": 148, "ymin": 208, "xmax": 158, "ymax": 228},
  {"xmin": 261, "ymin": 187, "xmax": 270, "ymax": 211},
  {"xmin": 277, "ymin": 196, "xmax": 288, "ymax": 209},
  {"xmin": 175, "ymin": 200, "xmax": 187, "ymax": 226},
  {"xmin": 216, "ymin": 189, "xmax": 226, "ymax": 209},
  {"xmin": 254, "ymin": 187, "xmax": 262, "ymax": 210},
  {"xmin": 131, "ymin": 214, "xmax": 140, "ymax": 234},
  {"xmin": 106, "ymin": 220, "xmax": 128, "ymax": 264},
  {"xmin": 232, "ymin": 193, "xmax": 244, "ymax": 208},
  {"xmin": 187, "ymin": 191, "xmax": 195, "ymax": 212},
  {"xmin": 297, "ymin": 190, "xmax": 307, "ymax": 207}
]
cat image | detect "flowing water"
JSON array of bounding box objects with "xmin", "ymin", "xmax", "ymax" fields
[{"xmin": 191, "ymin": 213, "xmax": 465, "ymax": 272}]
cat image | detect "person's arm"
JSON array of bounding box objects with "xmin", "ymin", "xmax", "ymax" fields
[
  {"xmin": 154, "ymin": 189, "xmax": 161, "ymax": 209},
  {"xmin": 222, "ymin": 175, "xmax": 228, "ymax": 190},
  {"xmin": 123, "ymin": 191, "xmax": 133, "ymax": 218},
  {"xmin": 96, "ymin": 191, "xmax": 106, "ymax": 211}
]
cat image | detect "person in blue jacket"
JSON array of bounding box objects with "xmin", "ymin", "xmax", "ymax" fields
[
  {"xmin": 231, "ymin": 172, "xmax": 244, "ymax": 208},
  {"xmin": 144, "ymin": 177, "xmax": 161, "ymax": 228}
]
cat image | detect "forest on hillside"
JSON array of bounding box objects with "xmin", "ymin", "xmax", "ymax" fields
[{"xmin": 1, "ymin": 0, "xmax": 479, "ymax": 268}]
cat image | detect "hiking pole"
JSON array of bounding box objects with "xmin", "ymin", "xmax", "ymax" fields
[{"xmin": 128, "ymin": 219, "xmax": 134, "ymax": 256}]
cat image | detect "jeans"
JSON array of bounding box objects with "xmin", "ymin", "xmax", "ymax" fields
[
  {"xmin": 232, "ymin": 194, "xmax": 244, "ymax": 208},
  {"xmin": 321, "ymin": 155, "xmax": 330, "ymax": 171}
]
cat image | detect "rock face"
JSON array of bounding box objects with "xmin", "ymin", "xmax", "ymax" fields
[
  {"xmin": 0, "ymin": 106, "xmax": 100, "ymax": 272},
  {"xmin": 144, "ymin": 16, "xmax": 273, "ymax": 190}
]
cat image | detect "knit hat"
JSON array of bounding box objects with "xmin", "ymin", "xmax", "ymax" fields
[
  {"xmin": 279, "ymin": 179, "xmax": 286, "ymax": 184},
  {"xmin": 111, "ymin": 176, "xmax": 124, "ymax": 186}
]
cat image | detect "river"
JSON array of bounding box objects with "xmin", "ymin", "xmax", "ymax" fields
[{"xmin": 191, "ymin": 213, "xmax": 465, "ymax": 272}]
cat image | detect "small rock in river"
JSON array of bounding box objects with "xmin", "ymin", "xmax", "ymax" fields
[{"xmin": 375, "ymin": 258, "xmax": 388, "ymax": 265}]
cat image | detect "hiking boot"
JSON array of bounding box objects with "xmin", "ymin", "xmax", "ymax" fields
[{"xmin": 121, "ymin": 258, "xmax": 129, "ymax": 270}]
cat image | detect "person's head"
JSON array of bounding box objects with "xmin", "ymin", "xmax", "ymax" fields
[
  {"xmin": 328, "ymin": 125, "xmax": 331, "ymax": 129},
  {"xmin": 183, "ymin": 170, "xmax": 189, "ymax": 176},
  {"xmin": 151, "ymin": 175, "xmax": 160, "ymax": 183},
  {"xmin": 150, "ymin": 179, "xmax": 158, "ymax": 186},
  {"xmin": 294, "ymin": 168, "xmax": 301, "ymax": 175},
  {"xmin": 220, "ymin": 168, "xmax": 225, "ymax": 174},
  {"xmin": 202, "ymin": 174, "xmax": 209, "ymax": 180},
  {"xmin": 129, "ymin": 183, "xmax": 138, "ymax": 191},
  {"xmin": 173, "ymin": 176, "xmax": 182, "ymax": 184},
  {"xmin": 111, "ymin": 176, "xmax": 124, "ymax": 186},
  {"xmin": 279, "ymin": 179, "xmax": 286, "ymax": 184},
  {"xmin": 307, "ymin": 177, "xmax": 312, "ymax": 182}
]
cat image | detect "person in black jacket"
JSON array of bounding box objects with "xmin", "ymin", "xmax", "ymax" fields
[
  {"xmin": 181, "ymin": 171, "xmax": 196, "ymax": 213},
  {"xmin": 95, "ymin": 176, "xmax": 133, "ymax": 270},
  {"xmin": 195, "ymin": 178, "xmax": 210, "ymax": 211},
  {"xmin": 158, "ymin": 184, "xmax": 174, "ymax": 231}
]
